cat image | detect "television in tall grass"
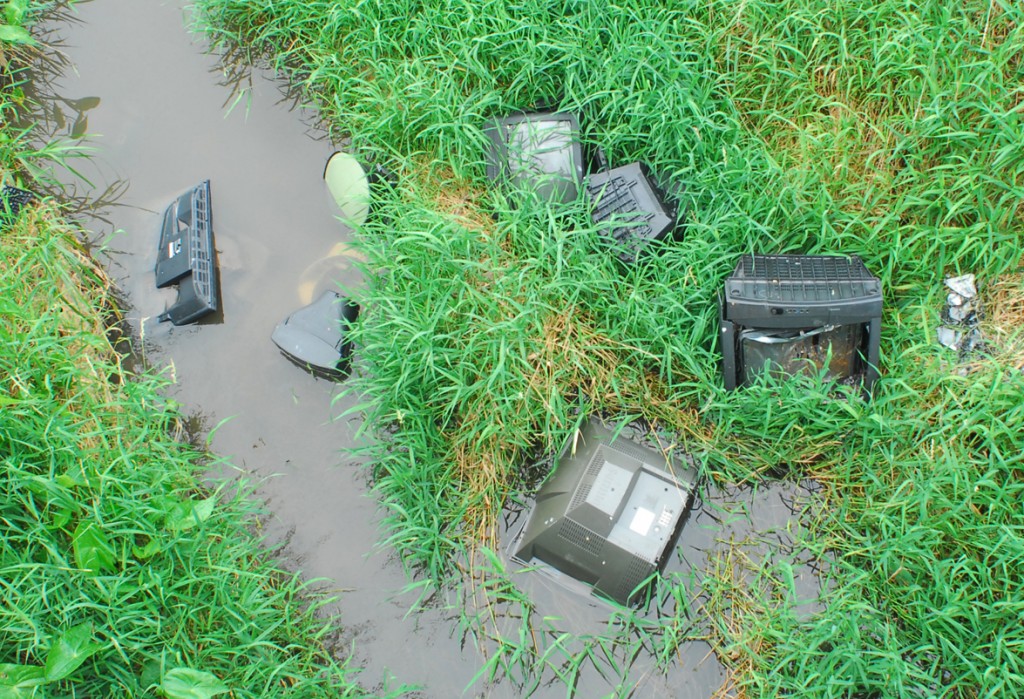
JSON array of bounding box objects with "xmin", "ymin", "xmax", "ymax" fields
[
  {"xmin": 586, "ymin": 161, "xmax": 682, "ymax": 263},
  {"xmin": 719, "ymin": 254, "xmax": 882, "ymax": 393},
  {"xmin": 484, "ymin": 111, "xmax": 584, "ymax": 207},
  {"xmin": 510, "ymin": 418, "xmax": 699, "ymax": 607}
]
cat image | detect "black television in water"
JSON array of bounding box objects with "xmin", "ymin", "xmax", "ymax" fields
[
  {"xmin": 484, "ymin": 111, "xmax": 584, "ymax": 207},
  {"xmin": 719, "ymin": 254, "xmax": 882, "ymax": 393},
  {"xmin": 155, "ymin": 180, "xmax": 218, "ymax": 325}
]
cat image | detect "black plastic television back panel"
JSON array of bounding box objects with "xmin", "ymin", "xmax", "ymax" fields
[
  {"xmin": 586, "ymin": 162, "xmax": 680, "ymax": 263},
  {"xmin": 0, "ymin": 185, "xmax": 36, "ymax": 226},
  {"xmin": 271, "ymin": 290, "xmax": 360, "ymax": 380},
  {"xmin": 484, "ymin": 111, "xmax": 584, "ymax": 207},
  {"xmin": 719, "ymin": 254, "xmax": 882, "ymax": 392},
  {"xmin": 155, "ymin": 180, "xmax": 219, "ymax": 325}
]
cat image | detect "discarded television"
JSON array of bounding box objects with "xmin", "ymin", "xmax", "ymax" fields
[
  {"xmin": 0, "ymin": 185, "xmax": 35, "ymax": 227},
  {"xmin": 511, "ymin": 418, "xmax": 699, "ymax": 607},
  {"xmin": 719, "ymin": 254, "xmax": 882, "ymax": 392},
  {"xmin": 271, "ymin": 290, "xmax": 359, "ymax": 379},
  {"xmin": 484, "ymin": 111, "xmax": 584, "ymax": 207},
  {"xmin": 324, "ymin": 151, "xmax": 371, "ymax": 228},
  {"xmin": 585, "ymin": 162, "xmax": 681, "ymax": 263},
  {"xmin": 155, "ymin": 180, "xmax": 219, "ymax": 325}
]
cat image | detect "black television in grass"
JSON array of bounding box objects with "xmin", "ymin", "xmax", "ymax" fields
[
  {"xmin": 510, "ymin": 418, "xmax": 699, "ymax": 607},
  {"xmin": 585, "ymin": 162, "xmax": 683, "ymax": 263},
  {"xmin": 484, "ymin": 111, "xmax": 585, "ymax": 207},
  {"xmin": 155, "ymin": 180, "xmax": 218, "ymax": 325},
  {"xmin": 719, "ymin": 254, "xmax": 882, "ymax": 393},
  {"xmin": 0, "ymin": 185, "xmax": 35, "ymax": 227}
]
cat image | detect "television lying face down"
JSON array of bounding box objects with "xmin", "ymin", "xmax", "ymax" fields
[
  {"xmin": 484, "ymin": 111, "xmax": 585, "ymax": 207},
  {"xmin": 510, "ymin": 418, "xmax": 699, "ymax": 607},
  {"xmin": 586, "ymin": 161, "xmax": 682, "ymax": 263}
]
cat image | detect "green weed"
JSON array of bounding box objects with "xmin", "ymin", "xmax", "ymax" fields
[
  {"xmin": 0, "ymin": 11, "xmax": 398, "ymax": 692},
  {"xmin": 190, "ymin": 0, "xmax": 1024, "ymax": 696}
]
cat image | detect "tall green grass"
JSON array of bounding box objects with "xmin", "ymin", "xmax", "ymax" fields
[
  {"xmin": 194, "ymin": 0, "xmax": 1024, "ymax": 696},
  {"xmin": 0, "ymin": 205, "xmax": 396, "ymax": 698},
  {"xmin": 0, "ymin": 9, "xmax": 393, "ymax": 696}
]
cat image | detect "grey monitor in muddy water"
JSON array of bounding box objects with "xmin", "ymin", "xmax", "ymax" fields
[
  {"xmin": 511, "ymin": 418, "xmax": 699, "ymax": 607},
  {"xmin": 155, "ymin": 180, "xmax": 218, "ymax": 325},
  {"xmin": 271, "ymin": 290, "xmax": 359, "ymax": 379}
]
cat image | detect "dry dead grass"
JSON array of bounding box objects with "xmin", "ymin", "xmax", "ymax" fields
[
  {"xmin": 982, "ymin": 272, "xmax": 1024, "ymax": 370},
  {"xmin": 410, "ymin": 157, "xmax": 496, "ymax": 237}
]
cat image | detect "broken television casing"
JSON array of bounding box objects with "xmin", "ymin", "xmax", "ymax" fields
[
  {"xmin": 719, "ymin": 254, "xmax": 882, "ymax": 392},
  {"xmin": 484, "ymin": 111, "xmax": 585, "ymax": 207},
  {"xmin": 155, "ymin": 180, "xmax": 218, "ymax": 325},
  {"xmin": 511, "ymin": 418, "xmax": 698, "ymax": 607},
  {"xmin": 585, "ymin": 161, "xmax": 682, "ymax": 263},
  {"xmin": 0, "ymin": 185, "xmax": 35, "ymax": 226}
]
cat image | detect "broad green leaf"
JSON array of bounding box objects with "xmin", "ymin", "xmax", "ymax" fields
[
  {"xmin": 0, "ymin": 664, "xmax": 46, "ymax": 697},
  {"xmin": 43, "ymin": 623, "xmax": 103, "ymax": 682},
  {"xmin": 192, "ymin": 496, "xmax": 216, "ymax": 523},
  {"xmin": 139, "ymin": 659, "xmax": 162, "ymax": 690},
  {"xmin": 160, "ymin": 668, "xmax": 229, "ymax": 699},
  {"xmin": 48, "ymin": 507, "xmax": 73, "ymax": 530},
  {"xmin": 72, "ymin": 520, "xmax": 116, "ymax": 574},
  {"xmin": 0, "ymin": 25, "xmax": 34, "ymax": 46},
  {"xmin": 4, "ymin": 0, "xmax": 27, "ymax": 26},
  {"xmin": 132, "ymin": 539, "xmax": 161, "ymax": 560},
  {"xmin": 165, "ymin": 496, "xmax": 216, "ymax": 532}
]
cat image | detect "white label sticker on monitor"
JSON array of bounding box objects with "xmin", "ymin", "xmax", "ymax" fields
[{"xmin": 629, "ymin": 507, "xmax": 655, "ymax": 536}]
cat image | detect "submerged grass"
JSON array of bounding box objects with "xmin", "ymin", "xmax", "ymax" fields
[
  {"xmin": 193, "ymin": 0, "xmax": 1024, "ymax": 696},
  {"xmin": 0, "ymin": 10, "xmax": 391, "ymax": 697}
]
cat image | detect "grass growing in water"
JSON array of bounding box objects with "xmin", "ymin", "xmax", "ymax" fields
[
  {"xmin": 0, "ymin": 10, "xmax": 391, "ymax": 696},
  {"xmin": 193, "ymin": 0, "xmax": 1024, "ymax": 696}
]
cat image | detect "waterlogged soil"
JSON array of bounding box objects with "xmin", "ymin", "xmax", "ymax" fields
[{"xmin": 34, "ymin": 2, "xmax": 824, "ymax": 696}]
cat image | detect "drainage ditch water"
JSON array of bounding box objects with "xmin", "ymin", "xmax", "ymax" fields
[{"xmin": 31, "ymin": 2, "xmax": 824, "ymax": 697}]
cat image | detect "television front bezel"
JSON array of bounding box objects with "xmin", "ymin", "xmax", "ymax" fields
[{"xmin": 484, "ymin": 111, "xmax": 585, "ymax": 207}]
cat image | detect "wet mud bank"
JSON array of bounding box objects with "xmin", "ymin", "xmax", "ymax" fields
[{"xmin": 31, "ymin": 2, "xmax": 826, "ymax": 696}]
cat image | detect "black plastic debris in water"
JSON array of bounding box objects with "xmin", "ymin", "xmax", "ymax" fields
[
  {"xmin": 155, "ymin": 180, "xmax": 218, "ymax": 325},
  {"xmin": 271, "ymin": 290, "xmax": 359, "ymax": 379},
  {"xmin": 484, "ymin": 111, "xmax": 585, "ymax": 207},
  {"xmin": 0, "ymin": 185, "xmax": 36, "ymax": 227},
  {"xmin": 719, "ymin": 254, "xmax": 882, "ymax": 393},
  {"xmin": 510, "ymin": 417, "xmax": 699, "ymax": 607},
  {"xmin": 586, "ymin": 162, "xmax": 682, "ymax": 263}
]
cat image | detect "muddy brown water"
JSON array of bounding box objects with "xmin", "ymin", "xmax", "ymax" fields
[{"xmin": 33, "ymin": 2, "xmax": 825, "ymax": 697}]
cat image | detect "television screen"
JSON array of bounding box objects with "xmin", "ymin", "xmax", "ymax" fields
[{"xmin": 485, "ymin": 112, "xmax": 584, "ymax": 207}]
